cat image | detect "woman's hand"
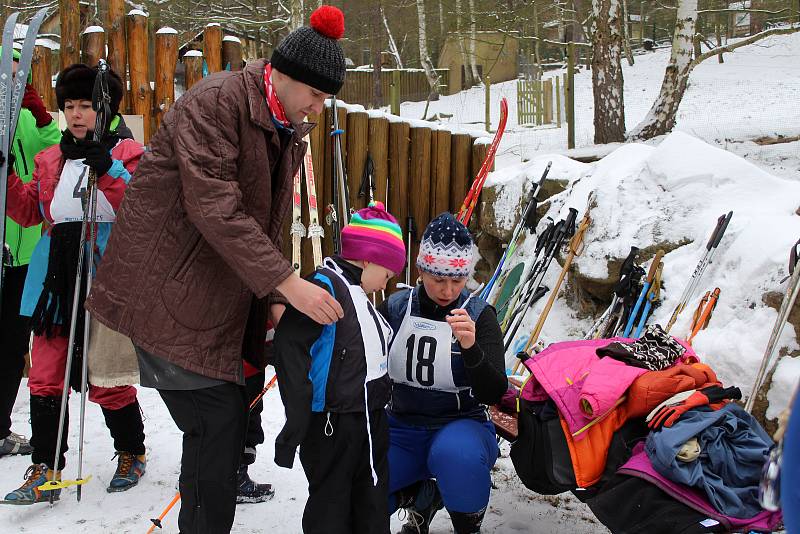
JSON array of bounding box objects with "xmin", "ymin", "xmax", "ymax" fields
[{"xmin": 447, "ymin": 308, "xmax": 476, "ymax": 349}]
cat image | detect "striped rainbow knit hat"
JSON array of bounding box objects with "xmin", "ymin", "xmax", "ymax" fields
[{"xmin": 340, "ymin": 201, "xmax": 406, "ymax": 274}]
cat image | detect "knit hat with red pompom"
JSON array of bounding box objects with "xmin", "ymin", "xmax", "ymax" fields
[{"xmin": 270, "ymin": 5, "xmax": 346, "ymax": 95}]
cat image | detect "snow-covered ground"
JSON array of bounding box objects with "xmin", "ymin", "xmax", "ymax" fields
[{"xmin": 2, "ymin": 29, "xmax": 799, "ymax": 534}]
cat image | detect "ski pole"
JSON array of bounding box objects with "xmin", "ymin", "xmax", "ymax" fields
[
  {"xmin": 330, "ymin": 96, "xmax": 350, "ymax": 224},
  {"xmin": 633, "ymin": 262, "xmax": 663, "ymax": 336},
  {"xmin": 483, "ymin": 161, "xmax": 550, "ymax": 302},
  {"xmin": 586, "ymin": 246, "xmax": 639, "ymax": 339},
  {"xmin": 665, "ymin": 211, "xmax": 732, "ymax": 333},
  {"xmin": 623, "ymin": 249, "xmax": 665, "ymax": 337},
  {"xmin": 633, "ymin": 258, "xmax": 663, "ymax": 338},
  {"xmin": 513, "ymin": 210, "xmax": 592, "ymax": 374},
  {"xmin": 745, "ymin": 239, "xmax": 800, "ymax": 413},
  {"xmin": 405, "ymin": 216, "xmax": 417, "ymax": 286},
  {"xmin": 686, "ymin": 287, "xmax": 720, "ymax": 345},
  {"xmin": 146, "ymin": 374, "xmax": 279, "ymax": 532},
  {"xmin": 503, "ymin": 213, "xmax": 574, "ymax": 346}
]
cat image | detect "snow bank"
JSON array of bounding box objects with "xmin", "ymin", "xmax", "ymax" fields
[{"xmin": 496, "ymin": 131, "xmax": 800, "ymax": 414}]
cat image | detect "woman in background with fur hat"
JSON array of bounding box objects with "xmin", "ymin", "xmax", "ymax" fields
[
  {"xmin": 379, "ymin": 213, "xmax": 508, "ymax": 534},
  {"xmin": 0, "ymin": 63, "xmax": 147, "ymax": 505}
]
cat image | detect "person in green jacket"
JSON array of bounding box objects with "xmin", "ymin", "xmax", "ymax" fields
[{"xmin": 0, "ymin": 47, "xmax": 61, "ymax": 457}]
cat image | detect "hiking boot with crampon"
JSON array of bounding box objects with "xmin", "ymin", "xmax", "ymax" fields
[
  {"xmin": 2, "ymin": 463, "xmax": 60, "ymax": 505},
  {"xmin": 236, "ymin": 464, "xmax": 275, "ymax": 504},
  {"xmin": 398, "ymin": 479, "xmax": 444, "ymax": 534},
  {"xmin": 108, "ymin": 451, "xmax": 146, "ymax": 492},
  {"xmin": 0, "ymin": 432, "xmax": 33, "ymax": 457}
]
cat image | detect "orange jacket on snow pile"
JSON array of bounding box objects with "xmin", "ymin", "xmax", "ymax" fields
[{"xmin": 562, "ymin": 360, "xmax": 718, "ymax": 488}]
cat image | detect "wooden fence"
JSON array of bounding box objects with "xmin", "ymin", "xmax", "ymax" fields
[
  {"xmin": 338, "ymin": 68, "xmax": 450, "ymax": 107},
  {"xmin": 284, "ymin": 104, "xmax": 493, "ymax": 286},
  {"xmin": 517, "ymin": 77, "xmax": 563, "ymax": 127}
]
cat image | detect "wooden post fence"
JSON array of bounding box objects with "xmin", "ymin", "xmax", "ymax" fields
[
  {"xmin": 204, "ymin": 23, "xmax": 223, "ymax": 74},
  {"xmin": 222, "ymin": 36, "xmax": 243, "ymax": 71},
  {"xmin": 154, "ymin": 27, "xmax": 178, "ymax": 130},
  {"xmin": 184, "ymin": 51, "xmax": 204, "ymax": 91},
  {"xmin": 81, "ymin": 26, "xmax": 105, "ymax": 68},
  {"xmin": 31, "ymin": 44, "xmax": 55, "ymax": 111},
  {"xmin": 59, "ymin": 0, "xmax": 80, "ymax": 70},
  {"xmin": 408, "ymin": 126, "xmax": 432, "ymax": 280},
  {"xmin": 430, "ymin": 129, "xmax": 451, "ymax": 220},
  {"xmin": 368, "ymin": 116, "xmax": 390, "ymax": 207},
  {"xmin": 106, "ymin": 0, "xmax": 128, "ymax": 113},
  {"xmin": 345, "ymin": 111, "xmax": 369, "ymax": 212},
  {"xmin": 450, "ymin": 133, "xmax": 472, "ymax": 215},
  {"xmin": 127, "ymin": 10, "xmax": 152, "ymax": 142},
  {"xmin": 388, "ymin": 121, "xmax": 410, "ymax": 282}
]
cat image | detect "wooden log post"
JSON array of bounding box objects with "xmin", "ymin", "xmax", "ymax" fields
[
  {"xmin": 368, "ymin": 116, "xmax": 389, "ymax": 207},
  {"xmin": 31, "ymin": 43, "xmax": 56, "ymax": 111},
  {"xmin": 222, "ymin": 36, "xmax": 243, "ymax": 71},
  {"xmin": 106, "ymin": 0, "xmax": 128, "ymax": 113},
  {"xmin": 154, "ymin": 27, "xmax": 178, "ymax": 131},
  {"xmin": 430, "ymin": 129, "xmax": 451, "ymax": 220},
  {"xmin": 59, "ymin": 0, "xmax": 80, "ymax": 70},
  {"xmin": 81, "ymin": 26, "xmax": 105, "ymax": 68},
  {"xmin": 184, "ymin": 51, "xmax": 204, "ymax": 91},
  {"xmin": 345, "ymin": 111, "xmax": 369, "ymax": 212},
  {"xmin": 409, "ymin": 126, "xmax": 432, "ymax": 280},
  {"xmin": 388, "ymin": 121, "xmax": 410, "ymax": 285},
  {"xmin": 449, "ymin": 133, "xmax": 472, "ymax": 213},
  {"xmin": 203, "ymin": 23, "xmax": 223, "ymax": 74},
  {"xmin": 126, "ymin": 10, "xmax": 152, "ymax": 142},
  {"xmin": 470, "ymin": 138, "xmax": 490, "ymax": 228}
]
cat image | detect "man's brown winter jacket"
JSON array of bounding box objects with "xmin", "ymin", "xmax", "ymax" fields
[{"xmin": 86, "ymin": 59, "xmax": 311, "ymax": 382}]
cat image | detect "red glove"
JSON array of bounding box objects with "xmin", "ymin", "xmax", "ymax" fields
[
  {"xmin": 647, "ymin": 385, "xmax": 742, "ymax": 429},
  {"xmin": 22, "ymin": 84, "xmax": 53, "ymax": 128}
]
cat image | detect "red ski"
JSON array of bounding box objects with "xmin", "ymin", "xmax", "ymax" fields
[{"xmin": 456, "ymin": 97, "xmax": 509, "ymax": 226}]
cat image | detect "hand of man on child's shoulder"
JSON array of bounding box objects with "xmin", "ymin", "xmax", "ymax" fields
[{"xmin": 277, "ymin": 275, "xmax": 343, "ymax": 325}]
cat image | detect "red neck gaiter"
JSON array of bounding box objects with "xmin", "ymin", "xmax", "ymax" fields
[{"xmin": 263, "ymin": 64, "xmax": 292, "ymax": 128}]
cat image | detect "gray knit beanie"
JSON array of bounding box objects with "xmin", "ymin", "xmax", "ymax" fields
[{"xmin": 271, "ymin": 5, "xmax": 346, "ymax": 95}]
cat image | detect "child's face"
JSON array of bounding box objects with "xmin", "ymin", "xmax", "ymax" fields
[{"xmin": 361, "ymin": 262, "xmax": 394, "ymax": 293}]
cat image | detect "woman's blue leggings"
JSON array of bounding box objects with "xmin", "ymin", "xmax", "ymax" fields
[{"xmin": 387, "ymin": 415, "xmax": 499, "ymax": 514}]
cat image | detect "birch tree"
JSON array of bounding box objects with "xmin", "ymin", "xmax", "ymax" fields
[
  {"xmin": 591, "ymin": 0, "xmax": 627, "ymax": 143},
  {"xmin": 455, "ymin": 0, "xmax": 473, "ymax": 87},
  {"xmin": 468, "ymin": 0, "xmax": 480, "ymax": 83},
  {"xmin": 416, "ymin": 0, "xmax": 440, "ymax": 98},
  {"xmin": 290, "ymin": 0, "xmax": 303, "ymax": 30},
  {"xmin": 632, "ymin": 15, "xmax": 799, "ymax": 139}
]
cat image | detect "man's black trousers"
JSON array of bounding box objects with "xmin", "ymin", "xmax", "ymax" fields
[{"xmin": 159, "ymin": 382, "xmax": 247, "ymax": 534}]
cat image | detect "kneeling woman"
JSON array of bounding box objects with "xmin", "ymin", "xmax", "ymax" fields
[{"xmin": 380, "ymin": 213, "xmax": 507, "ymax": 534}]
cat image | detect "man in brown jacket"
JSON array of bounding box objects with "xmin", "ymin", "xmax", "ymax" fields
[{"xmin": 86, "ymin": 6, "xmax": 347, "ymax": 533}]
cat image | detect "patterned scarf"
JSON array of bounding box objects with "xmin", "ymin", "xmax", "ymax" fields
[{"xmin": 263, "ymin": 64, "xmax": 291, "ymax": 128}]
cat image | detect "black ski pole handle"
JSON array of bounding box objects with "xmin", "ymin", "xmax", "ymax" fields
[
  {"xmin": 535, "ymin": 161, "xmax": 552, "ymax": 192},
  {"xmin": 791, "ymin": 238, "xmax": 799, "ymax": 275},
  {"xmin": 620, "ymin": 246, "xmax": 640, "ymax": 277},
  {"xmin": 535, "ymin": 218, "xmax": 555, "ymax": 254},
  {"xmin": 563, "ymin": 207, "xmax": 579, "ymax": 239},
  {"xmin": 707, "ymin": 211, "xmax": 733, "ymax": 250}
]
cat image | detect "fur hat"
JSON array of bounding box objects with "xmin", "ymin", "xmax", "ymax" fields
[{"xmin": 55, "ymin": 63, "xmax": 124, "ymax": 115}]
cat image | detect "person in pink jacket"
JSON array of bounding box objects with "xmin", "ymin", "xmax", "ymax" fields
[{"xmin": 0, "ymin": 64, "xmax": 146, "ymax": 505}]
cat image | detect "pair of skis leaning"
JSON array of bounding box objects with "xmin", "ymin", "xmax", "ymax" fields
[
  {"xmin": 290, "ymin": 137, "xmax": 324, "ymax": 274},
  {"xmin": 0, "ymin": 8, "xmax": 48, "ymax": 303}
]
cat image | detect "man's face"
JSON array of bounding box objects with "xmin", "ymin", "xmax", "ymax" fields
[{"xmin": 272, "ymin": 69, "xmax": 331, "ymax": 124}]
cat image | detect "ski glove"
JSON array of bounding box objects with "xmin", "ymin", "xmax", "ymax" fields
[
  {"xmin": 647, "ymin": 384, "xmax": 742, "ymax": 429},
  {"xmin": 22, "ymin": 84, "xmax": 53, "ymax": 128},
  {"xmin": 0, "ymin": 150, "xmax": 15, "ymax": 176},
  {"xmin": 81, "ymin": 140, "xmax": 113, "ymax": 177}
]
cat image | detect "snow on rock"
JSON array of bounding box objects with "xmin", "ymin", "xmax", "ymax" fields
[{"xmin": 495, "ymin": 131, "xmax": 800, "ymax": 414}]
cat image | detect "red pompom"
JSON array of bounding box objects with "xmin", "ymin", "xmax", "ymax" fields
[{"xmin": 309, "ymin": 5, "xmax": 344, "ymax": 40}]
